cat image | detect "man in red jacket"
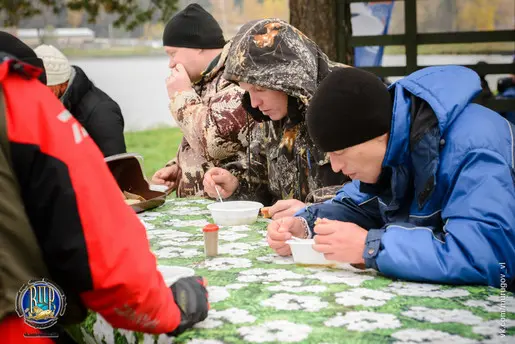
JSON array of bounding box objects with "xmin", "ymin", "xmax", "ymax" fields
[{"xmin": 0, "ymin": 51, "xmax": 208, "ymax": 343}]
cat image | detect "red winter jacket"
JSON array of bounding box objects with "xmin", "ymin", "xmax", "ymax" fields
[{"xmin": 0, "ymin": 56, "xmax": 181, "ymax": 334}]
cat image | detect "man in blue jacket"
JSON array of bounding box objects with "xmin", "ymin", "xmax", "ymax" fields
[{"xmin": 267, "ymin": 66, "xmax": 515, "ymax": 290}]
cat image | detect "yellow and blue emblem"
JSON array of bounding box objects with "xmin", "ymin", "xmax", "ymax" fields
[{"xmin": 15, "ymin": 279, "xmax": 66, "ymax": 329}]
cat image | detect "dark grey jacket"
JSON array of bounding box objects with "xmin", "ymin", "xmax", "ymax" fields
[{"xmin": 62, "ymin": 65, "xmax": 126, "ymax": 157}]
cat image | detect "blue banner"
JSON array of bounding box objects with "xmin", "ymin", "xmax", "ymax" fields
[{"xmin": 351, "ymin": 1, "xmax": 394, "ymax": 67}]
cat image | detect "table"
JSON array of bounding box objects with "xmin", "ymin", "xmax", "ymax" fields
[{"xmin": 71, "ymin": 198, "xmax": 514, "ymax": 344}]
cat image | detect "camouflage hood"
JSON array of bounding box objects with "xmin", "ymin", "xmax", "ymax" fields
[
  {"xmin": 224, "ymin": 19, "xmax": 344, "ymax": 112},
  {"xmin": 223, "ymin": 19, "xmax": 350, "ymax": 204}
]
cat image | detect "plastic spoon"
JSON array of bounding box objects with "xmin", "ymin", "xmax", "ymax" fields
[{"xmin": 214, "ymin": 185, "xmax": 224, "ymax": 203}]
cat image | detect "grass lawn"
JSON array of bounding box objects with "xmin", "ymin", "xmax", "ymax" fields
[{"xmin": 125, "ymin": 127, "xmax": 183, "ymax": 179}]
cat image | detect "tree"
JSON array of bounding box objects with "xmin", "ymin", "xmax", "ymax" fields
[
  {"xmin": 457, "ymin": 0, "xmax": 501, "ymax": 31},
  {"xmin": 233, "ymin": 0, "xmax": 243, "ymax": 13},
  {"xmin": 289, "ymin": 0, "xmax": 353, "ymax": 64},
  {"xmin": 0, "ymin": 0, "xmax": 179, "ymax": 30},
  {"xmin": 195, "ymin": 0, "xmax": 212, "ymax": 12},
  {"xmin": 1, "ymin": 1, "xmax": 40, "ymax": 28},
  {"xmin": 67, "ymin": 9, "xmax": 84, "ymax": 28},
  {"xmin": 439, "ymin": 0, "xmax": 457, "ymax": 31},
  {"xmin": 238, "ymin": 0, "xmax": 288, "ymax": 23}
]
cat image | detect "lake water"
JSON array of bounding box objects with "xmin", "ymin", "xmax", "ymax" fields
[{"xmin": 70, "ymin": 54, "xmax": 513, "ymax": 132}]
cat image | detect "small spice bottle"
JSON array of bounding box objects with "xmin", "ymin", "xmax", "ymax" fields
[{"xmin": 202, "ymin": 224, "xmax": 219, "ymax": 257}]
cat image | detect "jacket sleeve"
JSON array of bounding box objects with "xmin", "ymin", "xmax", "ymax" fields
[
  {"xmin": 164, "ymin": 138, "xmax": 184, "ymax": 168},
  {"xmin": 86, "ymin": 100, "xmax": 127, "ymax": 157},
  {"xmin": 5, "ymin": 77, "xmax": 181, "ymax": 333},
  {"xmin": 169, "ymin": 84, "xmax": 251, "ymax": 162},
  {"xmin": 364, "ymin": 149, "xmax": 515, "ymax": 287},
  {"xmin": 295, "ymin": 180, "xmax": 384, "ymax": 235}
]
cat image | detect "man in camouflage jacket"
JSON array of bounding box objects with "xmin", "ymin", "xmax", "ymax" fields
[
  {"xmin": 204, "ymin": 19, "xmax": 350, "ymax": 218},
  {"xmin": 152, "ymin": 4, "xmax": 255, "ymax": 197}
]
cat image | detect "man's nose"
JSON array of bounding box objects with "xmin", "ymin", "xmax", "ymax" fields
[
  {"xmin": 250, "ymin": 93, "xmax": 261, "ymax": 109},
  {"xmin": 329, "ymin": 156, "xmax": 344, "ymax": 174},
  {"xmin": 329, "ymin": 158, "xmax": 339, "ymax": 173}
]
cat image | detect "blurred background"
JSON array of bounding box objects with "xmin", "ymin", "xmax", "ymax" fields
[
  {"xmin": 1, "ymin": 0, "xmax": 514, "ymax": 176},
  {"xmin": 2, "ymin": 0, "xmax": 513, "ymax": 131}
]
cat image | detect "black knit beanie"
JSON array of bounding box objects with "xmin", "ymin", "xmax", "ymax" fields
[
  {"xmin": 0, "ymin": 31, "xmax": 47, "ymax": 84},
  {"xmin": 162, "ymin": 4, "xmax": 225, "ymax": 49},
  {"xmin": 307, "ymin": 67, "xmax": 392, "ymax": 153}
]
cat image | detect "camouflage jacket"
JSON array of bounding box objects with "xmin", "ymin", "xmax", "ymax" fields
[
  {"xmin": 224, "ymin": 19, "xmax": 350, "ymax": 205},
  {"xmin": 166, "ymin": 42, "xmax": 254, "ymax": 197}
]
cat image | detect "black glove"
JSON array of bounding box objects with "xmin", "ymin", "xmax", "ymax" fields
[{"xmin": 167, "ymin": 276, "xmax": 209, "ymax": 337}]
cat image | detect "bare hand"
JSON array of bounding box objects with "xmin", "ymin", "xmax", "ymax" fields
[
  {"xmin": 269, "ymin": 199, "xmax": 306, "ymax": 220},
  {"xmin": 166, "ymin": 63, "xmax": 193, "ymax": 98},
  {"xmin": 151, "ymin": 164, "xmax": 180, "ymax": 191},
  {"xmin": 266, "ymin": 217, "xmax": 305, "ymax": 256},
  {"xmin": 313, "ymin": 219, "xmax": 368, "ymax": 264},
  {"xmin": 203, "ymin": 167, "xmax": 239, "ymax": 199}
]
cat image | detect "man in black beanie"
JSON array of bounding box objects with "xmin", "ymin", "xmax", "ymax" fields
[
  {"xmin": 267, "ymin": 66, "xmax": 515, "ymax": 291},
  {"xmin": 0, "ymin": 31, "xmax": 47, "ymax": 84},
  {"xmin": 152, "ymin": 4, "xmax": 257, "ymax": 200}
]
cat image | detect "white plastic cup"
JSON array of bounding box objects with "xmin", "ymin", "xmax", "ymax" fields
[{"xmin": 286, "ymin": 239, "xmax": 337, "ymax": 266}]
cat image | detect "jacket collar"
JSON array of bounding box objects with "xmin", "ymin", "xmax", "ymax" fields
[
  {"xmin": 375, "ymin": 87, "xmax": 441, "ymax": 211},
  {"xmin": 61, "ymin": 66, "xmax": 92, "ymax": 116}
]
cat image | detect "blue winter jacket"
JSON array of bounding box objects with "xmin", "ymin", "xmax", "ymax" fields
[{"xmin": 297, "ymin": 66, "xmax": 515, "ymax": 288}]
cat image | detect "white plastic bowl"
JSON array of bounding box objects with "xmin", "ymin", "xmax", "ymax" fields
[
  {"xmin": 207, "ymin": 201, "xmax": 264, "ymax": 226},
  {"xmin": 286, "ymin": 239, "xmax": 337, "ymax": 266},
  {"xmin": 157, "ymin": 265, "xmax": 195, "ymax": 285}
]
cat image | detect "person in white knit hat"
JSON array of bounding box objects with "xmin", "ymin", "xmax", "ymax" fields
[
  {"xmin": 34, "ymin": 44, "xmax": 126, "ymax": 157},
  {"xmin": 34, "ymin": 44, "xmax": 71, "ymax": 97}
]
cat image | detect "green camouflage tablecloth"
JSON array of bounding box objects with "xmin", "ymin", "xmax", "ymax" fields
[{"xmin": 72, "ymin": 198, "xmax": 515, "ymax": 344}]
